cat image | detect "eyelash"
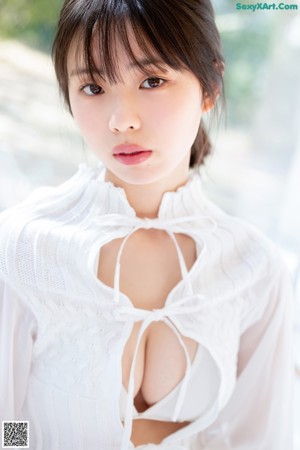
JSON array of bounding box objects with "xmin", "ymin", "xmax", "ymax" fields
[{"xmin": 79, "ymin": 77, "xmax": 167, "ymax": 97}]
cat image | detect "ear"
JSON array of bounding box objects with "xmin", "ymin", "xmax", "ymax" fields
[{"xmin": 202, "ymin": 91, "xmax": 220, "ymax": 113}]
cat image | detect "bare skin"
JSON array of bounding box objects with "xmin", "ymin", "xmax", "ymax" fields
[{"xmin": 97, "ymin": 229, "xmax": 199, "ymax": 446}]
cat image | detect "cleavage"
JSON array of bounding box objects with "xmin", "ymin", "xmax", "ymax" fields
[{"xmin": 97, "ymin": 228, "xmax": 199, "ymax": 405}]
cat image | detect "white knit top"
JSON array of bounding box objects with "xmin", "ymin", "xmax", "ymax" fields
[{"xmin": 0, "ymin": 162, "xmax": 294, "ymax": 449}]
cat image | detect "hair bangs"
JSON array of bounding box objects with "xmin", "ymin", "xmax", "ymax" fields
[{"xmin": 73, "ymin": 1, "xmax": 189, "ymax": 86}]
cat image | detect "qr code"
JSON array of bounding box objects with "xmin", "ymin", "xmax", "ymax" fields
[{"xmin": 2, "ymin": 421, "xmax": 29, "ymax": 448}]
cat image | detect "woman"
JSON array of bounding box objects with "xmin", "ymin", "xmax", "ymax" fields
[{"xmin": 0, "ymin": 0, "xmax": 294, "ymax": 448}]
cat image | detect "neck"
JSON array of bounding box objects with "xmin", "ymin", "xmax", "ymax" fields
[{"xmin": 104, "ymin": 162, "xmax": 190, "ymax": 219}]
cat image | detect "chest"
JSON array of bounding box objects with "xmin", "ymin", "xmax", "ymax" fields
[
  {"xmin": 97, "ymin": 229, "xmax": 200, "ymax": 406},
  {"xmin": 98, "ymin": 229, "xmax": 197, "ymax": 308}
]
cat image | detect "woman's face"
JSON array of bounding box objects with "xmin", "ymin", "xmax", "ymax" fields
[{"xmin": 68, "ymin": 28, "xmax": 207, "ymax": 187}]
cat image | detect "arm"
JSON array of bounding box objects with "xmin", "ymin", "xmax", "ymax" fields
[
  {"xmin": 202, "ymin": 263, "xmax": 295, "ymax": 449},
  {"xmin": 0, "ymin": 278, "xmax": 37, "ymax": 422}
]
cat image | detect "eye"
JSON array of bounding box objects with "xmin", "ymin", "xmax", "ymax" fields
[
  {"xmin": 141, "ymin": 77, "xmax": 166, "ymax": 89},
  {"xmin": 81, "ymin": 84, "xmax": 102, "ymax": 96}
]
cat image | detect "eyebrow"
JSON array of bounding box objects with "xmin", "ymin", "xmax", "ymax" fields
[{"xmin": 70, "ymin": 58, "xmax": 168, "ymax": 77}]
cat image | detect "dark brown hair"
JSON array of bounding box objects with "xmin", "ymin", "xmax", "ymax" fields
[{"xmin": 52, "ymin": 0, "xmax": 225, "ymax": 168}]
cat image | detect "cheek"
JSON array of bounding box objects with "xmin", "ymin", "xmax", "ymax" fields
[
  {"xmin": 69, "ymin": 95, "xmax": 85, "ymax": 126},
  {"xmin": 145, "ymin": 97, "xmax": 181, "ymax": 133},
  {"xmin": 153, "ymin": 91, "xmax": 201, "ymax": 133},
  {"xmin": 71, "ymin": 99, "xmax": 103, "ymax": 137}
]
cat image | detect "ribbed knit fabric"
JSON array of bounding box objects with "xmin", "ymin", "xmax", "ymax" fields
[{"xmin": 0, "ymin": 162, "xmax": 294, "ymax": 449}]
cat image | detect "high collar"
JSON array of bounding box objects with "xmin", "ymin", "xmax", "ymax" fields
[{"xmin": 85, "ymin": 161, "xmax": 206, "ymax": 220}]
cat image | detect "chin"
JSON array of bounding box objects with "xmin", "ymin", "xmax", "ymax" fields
[
  {"xmin": 120, "ymin": 173, "xmax": 162, "ymax": 186},
  {"xmin": 110, "ymin": 166, "xmax": 167, "ymax": 187}
]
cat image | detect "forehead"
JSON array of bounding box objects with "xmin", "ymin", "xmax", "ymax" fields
[{"xmin": 66, "ymin": 22, "xmax": 184, "ymax": 83}]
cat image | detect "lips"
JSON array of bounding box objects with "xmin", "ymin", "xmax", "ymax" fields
[
  {"xmin": 112, "ymin": 144, "xmax": 151, "ymax": 155},
  {"xmin": 112, "ymin": 144, "xmax": 153, "ymax": 166}
]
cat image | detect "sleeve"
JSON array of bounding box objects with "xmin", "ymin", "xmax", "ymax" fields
[
  {"xmin": 201, "ymin": 262, "xmax": 295, "ymax": 449},
  {"xmin": 0, "ymin": 277, "xmax": 37, "ymax": 423}
]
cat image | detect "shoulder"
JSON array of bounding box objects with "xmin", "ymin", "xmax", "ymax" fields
[
  {"xmin": 0, "ymin": 164, "xmax": 97, "ymax": 219},
  {"xmin": 0, "ymin": 163, "xmax": 98, "ymax": 225},
  {"xmin": 0, "ymin": 164, "xmax": 97, "ymax": 281},
  {"xmin": 202, "ymin": 196, "xmax": 293, "ymax": 328},
  {"xmin": 201, "ymin": 194, "xmax": 287, "ymax": 285}
]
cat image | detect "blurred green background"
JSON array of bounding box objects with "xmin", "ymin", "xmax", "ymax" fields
[{"xmin": 0, "ymin": 0, "xmax": 63, "ymax": 52}]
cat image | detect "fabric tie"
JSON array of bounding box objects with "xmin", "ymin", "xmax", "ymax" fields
[
  {"xmin": 115, "ymin": 295, "xmax": 206, "ymax": 450},
  {"xmin": 94, "ymin": 212, "xmax": 217, "ymax": 450},
  {"xmin": 94, "ymin": 213, "xmax": 217, "ymax": 303}
]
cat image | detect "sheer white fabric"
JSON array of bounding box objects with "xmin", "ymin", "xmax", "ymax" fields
[
  {"xmin": 0, "ymin": 163, "xmax": 294, "ymax": 449},
  {"xmin": 197, "ymin": 263, "xmax": 295, "ymax": 449},
  {"xmin": 0, "ymin": 277, "xmax": 37, "ymax": 419}
]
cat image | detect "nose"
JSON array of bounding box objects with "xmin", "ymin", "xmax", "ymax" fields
[{"xmin": 108, "ymin": 96, "xmax": 141, "ymax": 133}]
